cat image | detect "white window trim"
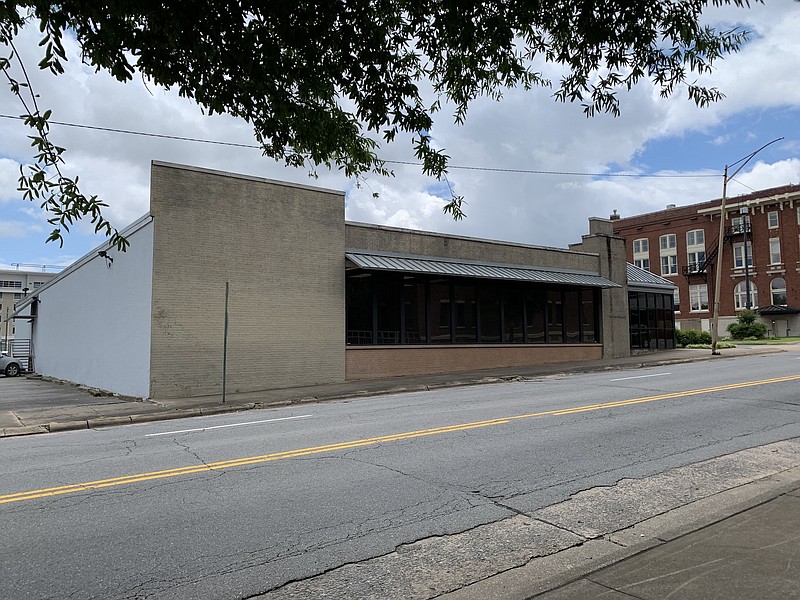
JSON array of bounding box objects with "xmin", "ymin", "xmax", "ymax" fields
[
  {"xmin": 689, "ymin": 284, "xmax": 709, "ymax": 312},
  {"xmin": 633, "ymin": 238, "xmax": 650, "ymax": 272},
  {"xmin": 733, "ymin": 281, "xmax": 758, "ymax": 310},
  {"xmin": 768, "ymin": 210, "xmax": 779, "ymax": 229},
  {"xmin": 732, "ymin": 242, "xmax": 754, "ymax": 269},
  {"xmin": 659, "ymin": 234, "xmax": 678, "ymax": 276},
  {"xmin": 771, "ymin": 278, "xmax": 788, "ymax": 306},
  {"xmin": 769, "ymin": 238, "xmax": 782, "ymax": 265}
]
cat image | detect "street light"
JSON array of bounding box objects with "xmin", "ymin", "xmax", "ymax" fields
[{"xmin": 710, "ymin": 137, "xmax": 784, "ymax": 355}]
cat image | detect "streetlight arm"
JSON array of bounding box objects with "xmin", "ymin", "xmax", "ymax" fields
[{"xmin": 728, "ymin": 137, "xmax": 784, "ymax": 181}]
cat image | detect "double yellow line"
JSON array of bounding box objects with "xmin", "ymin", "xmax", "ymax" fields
[{"xmin": 3, "ymin": 374, "xmax": 798, "ymax": 505}]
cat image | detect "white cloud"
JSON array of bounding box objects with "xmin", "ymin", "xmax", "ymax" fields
[
  {"xmin": 0, "ymin": 158, "xmax": 21, "ymax": 202},
  {"xmin": 0, "ymin": 220, "xmax": 42, "ymax": 238}
]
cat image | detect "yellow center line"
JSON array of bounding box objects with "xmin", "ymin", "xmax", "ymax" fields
[{"xmin": 3, "ymin": 374, "xmax": 798, "ymax": 505}]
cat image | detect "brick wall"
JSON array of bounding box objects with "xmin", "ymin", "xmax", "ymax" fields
[
  {"xmin": 148, "ymin": 162, "xmax": 345, "ymax": 399},
  {"xmin": 613, "ymin": 185, "xmax": 800, "ymax": 333},
  {"xmin": 346, "ymin": 344, "xmax": 602, "ymax": 380}
]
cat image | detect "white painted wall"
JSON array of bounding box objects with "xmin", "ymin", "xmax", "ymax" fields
[{"xmin": 30, "ymin": 219, "xmax": 154, "ymax": 398}]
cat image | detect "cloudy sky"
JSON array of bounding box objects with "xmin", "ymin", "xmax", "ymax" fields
[{"xmin": 1, "ymin": 1, "xmax": 799, "ymax": 272}]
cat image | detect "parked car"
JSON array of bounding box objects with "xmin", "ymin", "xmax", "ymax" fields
[{"xmin": 0, "ymin": 353, "xmax": 24, "ymax": 377}]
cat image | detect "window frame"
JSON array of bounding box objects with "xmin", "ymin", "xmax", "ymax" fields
[
  {"xmin": 767, "ymin": 210, "xmax": 779, "ymax": 229},
  {"xmin": 686, "ymin": 229, "xmax": 706, "ymax": 272},
  {"xmin": 732, "ymin": 242, "xmax": 753, "ymax": 269},
  {"xmin": 770, "ymin": 278, "xmax": 787, "ymax": 306},
  {"xmin": 733, "ymin": 281, "xmax": 758, "ymax": 310},
  {"xmin": 633, "ymin": 238, "xmax": 650, "ymax": 272},
  {"xmin": 769, "ymin": 238, "xmax": 782, "ymax": 265},
  {"xmin": 688, "ymin": 284, "xmax": 709, "ymax": 312},
  {"xmin": 659, "ymin": 234, "xmax": 678, "ymax": 276}
]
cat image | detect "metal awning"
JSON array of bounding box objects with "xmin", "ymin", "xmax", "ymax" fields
[
  {"xmin": 626, "ymin": 263, "xmax": 677, "ymax": 293},
  {"xmin": 757, "ymin": 305, "xmax": 800, "ymax": 315},
  {"xmin": 345, "ymin": 250, "xmax": 620, "ymax": 288}
]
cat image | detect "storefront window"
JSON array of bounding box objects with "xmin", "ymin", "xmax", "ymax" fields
[
  {"xmin": 478, "ymin": 287, "xmax": 501, "ymax": 342},
  {"xmin": 547, "ymin": 290, "xmax": 564, "ymax": 343},
  {"xmin": 454, "ymin": 284, "xmax": 478, "ymax": 343},
  {"xmin": 346, "ymin": 274, "xmax": 604, "ymax": 347}
]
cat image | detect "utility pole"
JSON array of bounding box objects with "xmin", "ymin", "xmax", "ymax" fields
[
  {"xmin": 710, "ymin": 166, "xmax": 729, "ymax": 355},
  {"xmin": 710, "ymin": 137, "xmax": 784, "ymax": 354}
]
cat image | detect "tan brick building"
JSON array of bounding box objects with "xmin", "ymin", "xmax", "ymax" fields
[
  {"xmin": 612, "ymin": 184, "xmax": 800, "ymax": 339},
  {"xmin": 13, "ymin": 161, "xmax": 673, "ymax": 400}
]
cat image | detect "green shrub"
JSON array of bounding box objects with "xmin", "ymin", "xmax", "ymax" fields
[
  {"xmin": 676, "ymin": 329, "xmax": 712, "ymax": 347},
  {"xmin": 727, "ymin": 310, "xmax": 767, "ymax": 340}
]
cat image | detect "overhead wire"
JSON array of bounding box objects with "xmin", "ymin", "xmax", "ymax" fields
[{"xmin": 0, "ymin": 113, "xmax": 720, "ymax": 179}]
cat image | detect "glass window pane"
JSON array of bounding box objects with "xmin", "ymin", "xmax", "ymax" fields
[
  {"xmin": 478, "ymin": 287, "xmax": 501, "ymax": 343},
  {"xmin": 547, "ymin": 290, "xmax": 563, "ymax": 343},
  {"xmin": 346, "ymin": 273, "xmax": 373, "ymax": 344},
  {"xmin": 403, "ymin": 276, "xmax": 427, "ymax": 343},
  {"xmin": 564, "ymin": 290, "xmax": 581, "ymax": 343},
  {"xmin": 503, "ymin": 288, "xmax": 524, "ymax": 343},
  {"xmin": 454, "ymin": 284, "xmax": 478, "ymax": 343},
  {"xmin": 376, "ymin": 274, "xmax": 402, "ymax": 344},
  {"xmin": 525, "ymin": 288, "xmax": 546, "ymax": 343},
  {"xmin": 581, "ymin": 289, "xmax": 597, "ymax": 343},
  {"xmin": 430, "ymin": 281, "xmax": 451, "ymax": 343}
]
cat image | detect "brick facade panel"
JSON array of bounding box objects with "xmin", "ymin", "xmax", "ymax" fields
[{"xmin": 149, "ymin": 163, "xmax": 345, "ymax": 399}]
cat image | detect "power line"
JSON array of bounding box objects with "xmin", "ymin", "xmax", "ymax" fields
[{"xmin": 0, "ymin": 113, "xmax": 720, "ymax": 179}]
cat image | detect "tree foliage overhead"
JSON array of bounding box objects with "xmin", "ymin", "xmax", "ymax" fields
[{"xmin": 1, "ymin": 0, "xmax": 756, "ymax": 247}]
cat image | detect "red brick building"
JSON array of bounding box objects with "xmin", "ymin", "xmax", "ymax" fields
[{"xmin": 612, "ymin": 184, "xmax": 800, "ymax": 338}]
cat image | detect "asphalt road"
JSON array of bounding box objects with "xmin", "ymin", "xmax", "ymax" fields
[{"xmin": 2, "ymin": 351, "xmax": 799, "ymax": 599}]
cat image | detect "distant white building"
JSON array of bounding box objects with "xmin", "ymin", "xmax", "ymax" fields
[{"xmin": 1, "ymin": 267, "xmax": 59, "ymax": 354}]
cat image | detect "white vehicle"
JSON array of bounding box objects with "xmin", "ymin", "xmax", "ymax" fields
[{"xmin": 0, "ymin": 353, "xmax": 23, "ymax": 377}]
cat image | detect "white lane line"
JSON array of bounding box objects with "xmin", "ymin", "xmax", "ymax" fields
[
  {"xmin": 609, "ymin": 373, "xmax": 671, "ymax": 382},
  {"xmin": 144, "ymin": 414, "xmax": 313, "ymax": 437}
]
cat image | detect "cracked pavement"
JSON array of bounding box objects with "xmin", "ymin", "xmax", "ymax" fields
[{"xmin": 2, "ymin": 349, "xmax": 800, "ymax": 599}]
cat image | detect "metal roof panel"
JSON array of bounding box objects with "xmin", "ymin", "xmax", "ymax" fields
[{"xmin": 346, "ymin": 251, "xmax": 621, "ymax": 288}]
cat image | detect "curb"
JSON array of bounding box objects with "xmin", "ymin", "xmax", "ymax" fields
[
  {"xmin": 0, "ymin": 347, "xmax": 787, "ymax": 438},
  {"xmin": 441, "ymin": 453, "xmax": 800, "ymax": 600}
]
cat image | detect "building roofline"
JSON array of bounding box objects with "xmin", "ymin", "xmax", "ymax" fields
[
  {"xmin": 0, "ymin": 267, "xmax": 60, "ymax": 276},
  {"xmin": 151, "ymin": 161, "xmax": 345, "ymax": 197},
  {"xmin": 345, "ymin": 221, "xmax": 598, "ymax": 257},
  {"xmin": 12, "ymin": 214, "xmax": 154, "ymax": 315},
  {"xmin": 613, "ymin": 183, "xmax": 800, "ymax": 223}
]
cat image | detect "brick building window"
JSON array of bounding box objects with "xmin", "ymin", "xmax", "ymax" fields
[
  {"xmin": 734, "ymin": 281, "xmax": 758, "ymax": 310},
  {"xmin": 769, "ymin": 238, "xmax": 782, "ymax": 264},
  {"xmin": 633, "ymin": 238, "xmax": 650, "ymax": 271},
  {"xmin": 659, "ymin": 234, "xmax": 677, "ymax": 275},
  {"xmin": 768, "ymin": 210, "xmax": 779, "ymax": 229},
  {"xmin": 689, "ymin": 284, "xmax": 709, "ymax": 312},
  {"xmin": 673, "ymin": 288, "xmax": 680, "ymax": 313},
  {"xmin": 771, "ymin": 278, "xmax": 787, "ymax": 306},
  {"xmin": 733, "ymin": 242, "xmax": 753, "ymax": 268},
  {"xmin": 686, "ymin": 229, "xmax": 706, "ymax": 272},
  {"xmin": 730, "ymin": 215, "xmax": 747, "ymax": 233}
]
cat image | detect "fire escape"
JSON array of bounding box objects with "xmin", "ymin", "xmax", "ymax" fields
[{"xmin": 682, "ymin": 221, "xmax": 752, "ymax": 281}]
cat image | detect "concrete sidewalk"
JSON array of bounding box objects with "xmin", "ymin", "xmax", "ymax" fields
[
  {"xmin": 0, "ymin": 345, "xmax": 789, "ymax": 438},
  {"xmin": 536, "ymin": 485, "xmax": 800, "ymax": 599}
]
